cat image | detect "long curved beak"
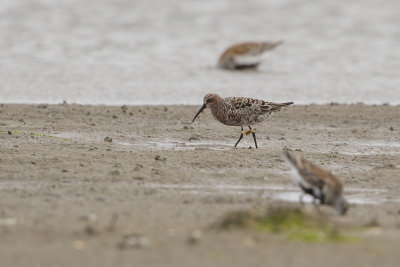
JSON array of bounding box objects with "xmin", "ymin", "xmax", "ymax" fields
[{"xmin": 192, "ymin": 104, "xmax": 207, "ymax": 123}]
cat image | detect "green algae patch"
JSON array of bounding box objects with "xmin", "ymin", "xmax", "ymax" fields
[
  {"xmin": 217, "ymin": 206, "xmax": 359, "ymax": 244},
  {"xmin": 256, "ymin": 208, "xmax": 359, "ymax": 243},
  {"xmin": 256, "ymin": 207, "xmax": 307, "ymax": 233},
  {"xmin": 285, "ymin": 227, "xmax": 358, "ymax": 243}
]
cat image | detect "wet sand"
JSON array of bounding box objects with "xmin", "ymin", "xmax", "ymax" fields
[{"xmin": 1, "ymin": 103, "xmax": 400, "ymax": 267}]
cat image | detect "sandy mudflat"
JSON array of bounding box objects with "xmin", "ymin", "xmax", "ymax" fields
[{"xmin": 1, "ymin": 103, "xmax": 400, "ymax": 267}]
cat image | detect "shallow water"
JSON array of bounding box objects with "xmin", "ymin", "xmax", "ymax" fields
[
  {"xmin": 53, "ymin": 132, "xmax": 400, "ymax": 157},
  {"xmin": 116, "ymin": 140, "xmax": 232, "ymax": 151},
  {"xmin": 332, "ymin": 141, "xmax": 400, "ymax": 156},
  {"xmin": 0, "ymin": 179, "xmax": 394, "ymax": 205},
  {"xmin": 1, "ymin": 0, "xmax": 399, "ymax": 105},
  {"xmin": 142, "ymin": 182, "xmax": 395, "ymax": 205}
]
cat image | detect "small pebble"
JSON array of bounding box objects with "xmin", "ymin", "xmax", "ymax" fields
[
  {"xmin": 155, "ymin": 155, "xmax": 166, "ymax": 161},
  {"xmin": 243, "ymin": 237, "xmax": 255, "ymax": 247},
  {"xmin": 79, "ymin": 214, "xmax": 97, "ymax": 222},
  {"xmin": 110, "ymin": 170, "xmax": 120, "ymax": 176},
  {"xmin": 84, "ymin": 226, "xmax": 98, "ymax": 236},
  {"xmin": 167, "ymin": 228, "xmax": 176, "ymax": 237},
  {"xmin": 187, "ymin": 230, "xmax": 203, "ymax": 245},
  {"xmin": 104, "ymin": 136, "xmax": 112, "ymax": 142},
  {"xmin": 118, "ymin": 234, "xmax": 150, "ymax": 249},
  {"xmin": 134, "ymin": 163, "xmax": 143, "ymax": 171},
  {"xmin": 0, "ymin": 218, "xmax": 17, "ymax": 226},
  {"xmin": 73, "ymin": 240, "xmax": 85, "ymax": 250}
]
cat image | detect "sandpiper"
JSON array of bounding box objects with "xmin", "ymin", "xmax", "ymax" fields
[
  {"xmin": 284, "ymin": 151, "xmax": 349, "ymax": 215},
  {"xmin": 217, "ymin": 41, "xmax": 283, "ymax": 70},
  {"xmin": 192, "ymin": 93, "xmax": 293, "ymax": 148}
]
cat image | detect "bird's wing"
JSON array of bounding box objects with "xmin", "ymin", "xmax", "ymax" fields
[
  {"xmin": 285, "ymin": 151, "xmax": 324, "ymax": 198},
  {"xmin": 297, "ymin": 165, "xmax": 326, "ymax": 190},
  {"xmin": 298, "ymin": 158, "xmax": 343, "ymax": 193},
  {"xmin": 228, "ymin": 97, "xmax": 283, "ymax": 116}
]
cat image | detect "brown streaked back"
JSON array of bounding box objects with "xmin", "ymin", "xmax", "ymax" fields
[
  {"xmin": 219, "ymin": 41, "xmax": 283, "ymax": 61},
  {"xmin": 284, "ymin": 151, "xmax": 344, "ymax": 195},
  {"xmin": 211, "ymin": 97, "xmax": 292, "ymax": 126}
]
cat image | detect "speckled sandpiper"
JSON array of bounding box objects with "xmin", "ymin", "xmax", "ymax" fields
[{"xmin": 192, "ymin": 93, "xmax": 293, "ymax": 148}]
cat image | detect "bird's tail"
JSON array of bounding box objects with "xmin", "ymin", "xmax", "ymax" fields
[
  {"xmin": 261, "ymin": 40, "xmax": 284, "ymax": 51},
  {"xmin": 284, "ymin": 150, "xmax": 304, "ymax": 185},
  {"xmin": 268, "ymin": 101, "xmax": 293, "ymax": 112},
  {"xmin": 284, "ymin": 150, "xmax": 298, "ymax": 168}
]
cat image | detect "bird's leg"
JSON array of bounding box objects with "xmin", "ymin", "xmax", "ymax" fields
[
  {"xmin": 300, "ymin": 195, "xmax": 321, "ymax": 212},
  {"xmin": 234, "ymin": 126, "xmax": 244, "ymax": 147},
  {"xmin": 299, "ymin": 193, "xmax": 305, "ymax": 206},
  {"xmin": 312, "ymin": 198, "xmax": 322, "ymax": 213},
  {"xmin": 312, "ymin": 197, "xmax": 318, "ymax": 205},
  {"xmin": 245, "ymin": 126, "xmax": 258, "ymax": 148}
]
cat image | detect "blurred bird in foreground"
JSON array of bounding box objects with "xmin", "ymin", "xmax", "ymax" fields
[{"xmin": 284, "ymin": 150, "xmax": 349, "ymax": 215}]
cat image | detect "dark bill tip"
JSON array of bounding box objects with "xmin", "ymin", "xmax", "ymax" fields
[{"xmin": 192, "ymin": 104, "xmax": 207, "ymax": 123}]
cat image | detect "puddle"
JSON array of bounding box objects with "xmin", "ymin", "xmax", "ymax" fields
[
  {"xmin": 53, "ymin": 132, "xmax": 85, "ymax": 139},
  {"xmin": 116, "ymin": 139, "xmax": 235, "ymax": 151},
  {"xmin": 116, "ymin": 140, "xmax": 196, "ymax": 151},
  {"xmin": 356, "ymin": 141, "xmax": 400, "ymax": 148},
  {"xmin": 52, "ymin": 131, "xmax": 400, "ymax": 154},
  {"xmin": 143, "ymin": 183, "xmax": 290, "ymax": 191},
  {"xmin": 0, "ymin": 181, "xmax": 52, "ymax": 191},
  {"xmin": 141, "ymin": 182, "xmax": 394, "ymax": 205},
  {"xmin": 273, "ymin": 191, "xmax": 382, "ymax": 205},
  {"xmin": 53, "ymin": 132, "xmax": 234, "ymax": 151},
  {"xmin": 273, "ymin": 192, "xmax": 317, "ymax": 203},
  {"xmin": 0, "ymin": 179, "xmax": 396, "ymax": 205},
  {"xmin": 331, "ymin": 140, "xmax": 400, "ymax": 156}
]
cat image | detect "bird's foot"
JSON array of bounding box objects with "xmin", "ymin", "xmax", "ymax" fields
[{"xmin": 245, "ymin": 129, "xmax": 254, "ymax": 136}]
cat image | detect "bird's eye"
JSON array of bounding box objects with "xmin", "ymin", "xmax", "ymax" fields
[{"xmin": 206, "ymin": 98, "xmax": 212, "ymax": 103}]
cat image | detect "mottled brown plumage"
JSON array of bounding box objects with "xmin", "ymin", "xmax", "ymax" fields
[
  {"xmin": 192, "ymin": 93, "xmax": 293, "ymax": 148},
  {"xmin": 218, "ymin": 41, "xmax": 283, "ymax": 70},
  {"xmin": 284, "ymin": 151, "xmax": 349, "ymax": 215}
]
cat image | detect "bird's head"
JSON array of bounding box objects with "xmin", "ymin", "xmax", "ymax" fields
[
  {"xmin": 334, "ymin": 196, "xmax": 349, "ymax": 215},
  {"xmin": 192, "ymin": 93, "xmax": 220, "ymax": 123}
]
